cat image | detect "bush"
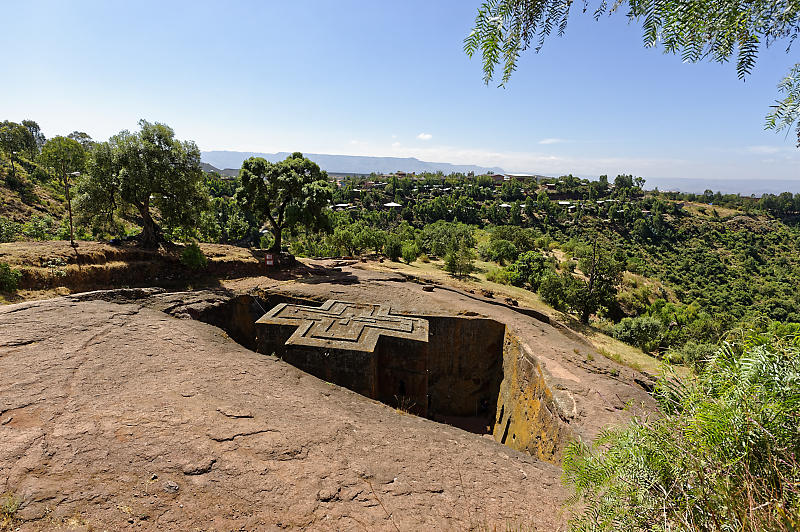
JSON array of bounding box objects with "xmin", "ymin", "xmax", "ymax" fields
[
  {"xmin": 0, "ymin": 263, "xmax": 21, "ymax": 293},
  {"xmin": 180, "ymin": 242, "xmax": 207, "ymax": 270},
  {"xmin": 384, "ymin": 236, "xmax": 402, "ymax": 261},
  {"xmin": 486, "ymin": 267, "xmax": 512, "ymax": 285},
  {"xmin": 613, "ymin": 315, "xmax": 663, "ymax": 352},
  {"xmin": 563, "ymin": 327, "xmax": 800, "ymax": 531},
  {"xmin": 401, "ymin": 241, "xmax": 420, "ymax": 264},
  {"xmin": 538, "ymin": 272, "xmax": 568, "ymax": 311},
  {"xmin": 443, "ymin": 246, "xmax": 475, "ymax": 277},
  {"xmin": 0, "ymin": 216, "xmax": 21, "ymax": 242},
  {"xmin": 666, "ymin": 340, "xmax": 720, "ymax": 370},
  {"xmin": 21, "ymin": 215, "xmax": 54, "ymax": 241}
]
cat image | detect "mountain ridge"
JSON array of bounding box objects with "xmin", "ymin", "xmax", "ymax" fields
[{"xmin": 201, "ymin": 150, "xmax": 505, "ymax": 176}]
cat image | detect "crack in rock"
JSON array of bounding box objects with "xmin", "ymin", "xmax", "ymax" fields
[{"xmin": 209, "ymin": 429, "xmax": 279, "ymax": 442}]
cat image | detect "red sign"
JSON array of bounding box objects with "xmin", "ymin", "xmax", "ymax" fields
[{"xmin": 265, "ymin": 253, "xmax": 275, "ymax": 267}]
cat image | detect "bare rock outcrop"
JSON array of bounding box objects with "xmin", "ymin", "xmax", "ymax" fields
[{"xmin": 1, "ymin": 296, "xmax": 568, "ymax": 531}]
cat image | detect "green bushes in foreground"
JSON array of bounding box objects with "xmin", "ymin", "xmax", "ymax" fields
[
  {"xmin": 0, "ymin": 263, "xmax": 21, "ymax": 293},
  {"xmin": 563, "ymin": 324, "xmax": 800, "ymax": 531},
  {"xmin": 180, "ymin": 242, "xmax": 207, "ymax": 270}
]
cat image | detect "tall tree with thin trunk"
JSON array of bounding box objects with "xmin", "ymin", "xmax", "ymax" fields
[{"xmin": 40, "ymin": 136, "xmax": 86, "ymax": 247}]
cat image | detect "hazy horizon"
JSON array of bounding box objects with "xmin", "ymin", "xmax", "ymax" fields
[{"xmin": 200, "ymin": 149, "xmax": 800, "ymax": 195}]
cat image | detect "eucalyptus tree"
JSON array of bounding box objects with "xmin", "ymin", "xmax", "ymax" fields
[
  {"xmin": 40, "ymin": 136, "xmax": 86, "ymax": 246},
  {"xmin": 22, "ymin": 120, "xmax": 46, "ymax": 158},
  {"xmin": 465, "ymin": 0, "xmax": 800, "ymax": 143},
  {"xmin": 236, "ymin": 152, "xmax": 333, "ymax": 252}
]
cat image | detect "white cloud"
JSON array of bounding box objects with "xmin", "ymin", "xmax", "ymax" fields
[
  {"xmin": 391, "ymin": 141, "xmax": 401, "ymax": 148},
  {"xmin": 746, "ymin": 145, "xmax": 787, "ymax": 155},
  {"xmin": 538, "ymin": 138, "xmax": 567, "ymax": 145},
  {"xmin": 417, "ymin": 132, "xmax": 432, "ymax": 140}
]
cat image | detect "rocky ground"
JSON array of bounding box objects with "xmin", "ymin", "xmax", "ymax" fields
[{"xmin": 0, "ymin": 258, "xmax": 658, "ymax": 531}]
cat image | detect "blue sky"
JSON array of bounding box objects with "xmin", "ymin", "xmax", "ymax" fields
[{"xmin": 2, "ymin": 0, "xmax": 799, "ymax": 181}]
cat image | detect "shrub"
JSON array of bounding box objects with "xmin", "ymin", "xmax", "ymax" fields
[
  {"xmin": 486, "ymin": 267, "xmax": 512, "ymax": 285},
  {"xmin": 384, "ymin": 236, "xmax": 402, "ymax": 261},
  {"xmin": 180, "ymin": 242, "xmax": 207, "ymax": 270},
  {"xmin": 0, "ymin": 216, "xmax": 21, "ymax": 243},
  {"xmin": 613, "ymin": 315, "xmax": 663, "ymax": 352},
  {"xmin": 21, "ymin": 215, "xmax": 54, "ymax": 241},
  {"xmin": 0, "ymin": 263, "xmax": 21, "ymax": 293},
  {"xmin": 1, "ymin": 492, "xmax": 20, "ymax": 530},
  {"xmin": 401, "ymin": 241, "xmax": 420, "ymax": 264},
  {"xmin": 443, "ymin": 246, "xmax": 475, "ymax": 277},
  {"xmin": 666, "ymin": 340, "xmax": 720, "ymax": 370},
  {"xmin": 563, "ymin": 327, "xmax": 800, "ymax": 531},
  {"xmin": 538, "ymin": 272, "xmax": 568, "ymax": 311}
]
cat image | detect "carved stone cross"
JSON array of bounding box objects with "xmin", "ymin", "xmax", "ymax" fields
[{"xmin": 256, "ymin": 300, "xmax": 429, "ymax": 352}]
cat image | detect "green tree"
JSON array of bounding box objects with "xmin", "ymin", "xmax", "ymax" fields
[
  {"xmin": 508, "ymin": 250, "xmax": 552, "ymax": 288},
  {"xmin": 384, "ymin": 235, "xmax": 402, "ymax": 261},
  {"xmin": 572, "ymin": 240, "xmax": 623, "ymax": 324},
  {"xmin": 237, "ymin": 152, "xmax": 332, "ymax": 252},
  {"xmin": 79, "ymin": 120, "xmax": 207, "ymax": 248},
  {"xmin": 40, "ymin": 136, "xmax": 86, "ymax": 246},
  {"xmin": 0, "ymin": 122, "xmax": 29, "ymax": 180},
  {"xmin": 22, "ymin": 120, "xmax": 46, "ymax": 158},
  {"xmin": 421, "ymin": 221, "xmax": 476, "ymax": 257},
  {"xmin": 444, "ymin": 245, "xmax": 476, "ymax": 277},
  {"xmin": 67, "ymin": 131, "xmax": 95, "ymax": 150},
  {"xmin": 485, "ymin": 238, "xmax": 519, "ymax": 265},
  {"xmin": 465, "ymin": 0, "xmax": 800, "ymax": 141}
]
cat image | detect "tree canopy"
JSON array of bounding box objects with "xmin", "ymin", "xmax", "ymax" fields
[
  {"xmin": 465, "ymin": 0, "xmax": 800, "ymax": 142},
  {"xmin": 0, "ymin": 120, "xmax": 46, "ymax": 161},
  {"xmin": 78, "ymin": 120, "xmax": 207, "ymax": 248},
  {"xmin": 236, "ymin": 152, "xmax": 332, "ymax": 252}
]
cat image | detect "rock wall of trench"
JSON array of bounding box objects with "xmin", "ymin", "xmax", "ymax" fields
[{"xmin": 492, "ymin": 330, "xmax": 573, "ymax": 462}]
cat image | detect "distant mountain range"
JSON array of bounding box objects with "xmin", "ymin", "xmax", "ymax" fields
[
  {"xmin": 201, "ymin": 151, "xmax": 505, "ymax": 176},
  {"xmin": 200, "ymin": 150, "xmax": 800, "ymax": 196},
  {"xmin": 645, "ymin": 177, "xmax": 800, "ymax": 195}
]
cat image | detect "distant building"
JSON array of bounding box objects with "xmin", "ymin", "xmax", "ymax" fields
[{"xmin": 504, "ymin": 173, "xmax": 537, "ymax": 182}]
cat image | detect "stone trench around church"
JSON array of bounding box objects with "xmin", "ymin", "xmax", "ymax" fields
[{"xmin": 190, "ymin": 293, "xmax": 572, "ymax": 463}]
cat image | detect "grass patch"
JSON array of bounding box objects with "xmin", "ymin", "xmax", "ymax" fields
[{"xmin": 1, "ymin": 493, "xmax": 20, "ymax": 531}]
